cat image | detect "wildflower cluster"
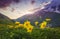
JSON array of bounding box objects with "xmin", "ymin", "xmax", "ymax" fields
[
  {"xmin": 8, "ymin": 20, "xmax": 34, "ymax": 33},
  {"xmin": 1, "ymin": 18, "xmax": 60, "ymax": 39},
  {"xmin": 8, "ymin": 18, "xmax": 51, "ymax": 33}
]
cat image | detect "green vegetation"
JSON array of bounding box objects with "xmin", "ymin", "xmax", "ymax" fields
[
  {"xmin": 0, "ymin": 13, "xmax": 60, "ymax": 39},
  {"xmin": 0, "ymin": 24, "xmax": 60, "ymax": 39}
]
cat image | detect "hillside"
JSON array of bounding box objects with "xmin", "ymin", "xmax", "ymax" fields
[
  {"xmin": 0, "ymin": 13, "xmax": 13, "ymax": 24},
  {"xmin": 16, "ymin": 0, "xmax": 60, "ymax": 27},
  {"xmin": 44, "ymin": 0, "xmax": 60, "ymax": 13},
  {"xmin": 16, "ymin": 10, "xmax": 60, "ymax": 27}
]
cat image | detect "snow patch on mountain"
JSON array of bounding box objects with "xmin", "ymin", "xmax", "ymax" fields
[{"xmin": 44, "ymin": 0, "xmax": 60, "ymax": 13}]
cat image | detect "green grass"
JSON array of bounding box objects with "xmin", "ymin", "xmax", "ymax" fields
[{"xmin": 0, "ymin": 24, "xmax": 60, "ymax": 39}]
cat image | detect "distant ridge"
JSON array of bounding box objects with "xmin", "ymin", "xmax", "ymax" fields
[
  {"xmin": 15, "ymin": 0, "xmax": 60, "ymax": 27},
  {"xmin": 0, "ymin": 13, "xmax": 13, "ymax": 24}
]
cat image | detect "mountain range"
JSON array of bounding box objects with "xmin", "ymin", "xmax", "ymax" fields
[
  {"xmin": 16, "ymin": 0, "xmax": 60, "ymax": 27},
  {"xmin": 0, "ymin": 0, "xmax": 60, "ymax": 27},
  {"xmin": 44, "ymin": 0, "xmax": 60, "ymax": 13}
]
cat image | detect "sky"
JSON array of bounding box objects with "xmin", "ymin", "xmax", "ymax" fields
[{"xmin": 0, "ymin": 0, "xmax": 52, "ymax": 19}]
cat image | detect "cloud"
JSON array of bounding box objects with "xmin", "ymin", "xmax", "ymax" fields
[
  {"xmin": 29, "ymin": 0, "xmax": 52, "ymax": 12},
  {"xmin": 31, "ymin": 0, "xmax": 35, "ymax": 5},
  {"xmin": 0, "ymin": 0, "xmax": 21, "ymax": 8}
]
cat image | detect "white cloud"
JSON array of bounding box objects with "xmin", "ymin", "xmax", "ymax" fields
[{"xmin": 0, "ymin": 0, "xmax": 52, "ymax": 19}]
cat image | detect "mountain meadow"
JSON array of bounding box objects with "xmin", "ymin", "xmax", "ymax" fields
[
  {"xmin": 0, "ymin": 13, "xmax": 60, "ymax": 39},
  {"xmin": 0, "ymin": 0, "xmax": 60, "ymax": 39}
]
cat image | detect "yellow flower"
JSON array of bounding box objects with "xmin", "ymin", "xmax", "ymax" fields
[
  {"xmin": 15, "ymin": 22, "xmax": 20, "ymax": 25},
  {"xmin": 19, "ymin": 24, "xmax": 24, "ymax": 27},
  {"xmin": 14, "ymin": 26, "xmax": 19, "ymax": 28},
  {"xmin": 46, "ymin": 18, "xmax": 51, "ymax": 21},
  {"xmin": 15, "ymin": 24, "xmax": 24, "ymax": 28},
  {"xmin": 27, "ymin": 26, "xmax": 33, "ymax": 33},
  {"xmin": 24, "ymin": 20, "xmax": 31, "ymax": 28},
  {"xmin": 40, "ymin": 21, "xmax": 47, "ymax": 29},
  {"xmin": 35, "ymin": 21, "xmax": 39, "ymax": 26},
  {"xmin": 8, "ymin": 25, "xmax": 14, "ymax": 28}
]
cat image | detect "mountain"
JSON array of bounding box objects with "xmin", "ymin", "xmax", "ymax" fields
[
  {"xmin": 44, "ymin": 0, "xmax": 60, "ymax": 13},
  {"xmin": 0, "ymin": 13, "xmax": 13, "ymax": 24},
  {"xmin": 16, "ymin": 10, "xmax": 60, "ymax": 27},
  {"xmin": 16, "ymin": 0, "xmax": 60, "ymax": 27}
]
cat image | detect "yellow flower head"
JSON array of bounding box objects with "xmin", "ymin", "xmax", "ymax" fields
[
  {"xmin": 15, "ymin": 21, "xmax": 20, "ymax": 25},
  {"xmin": 27, "ymin": 26, "xmax": 33, "ymax": 33},
  {"xmin": 40, "ymin": 21, "xmax": 47, "ymax": 29},
  {"xmin": 14, "ymin": 26, "xmax": 19, "ymax": 28},
  {"xmin": 19, "ymin": 24, "xmax": 24, "ymax": 27},
  {"xmin": 35, "ymin": 21, "xmax": 39, "ymax": 26},
  {"xmin": 45, "ymin": 18, "xmax": 51, "ymax": 21},
  {"xmin": 24, "ymin": 20, "xmax": 31, "ymax": 28},
  {"xmin": 8, "ymin": 25, "xmax": 14, "ymax": 29}
]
